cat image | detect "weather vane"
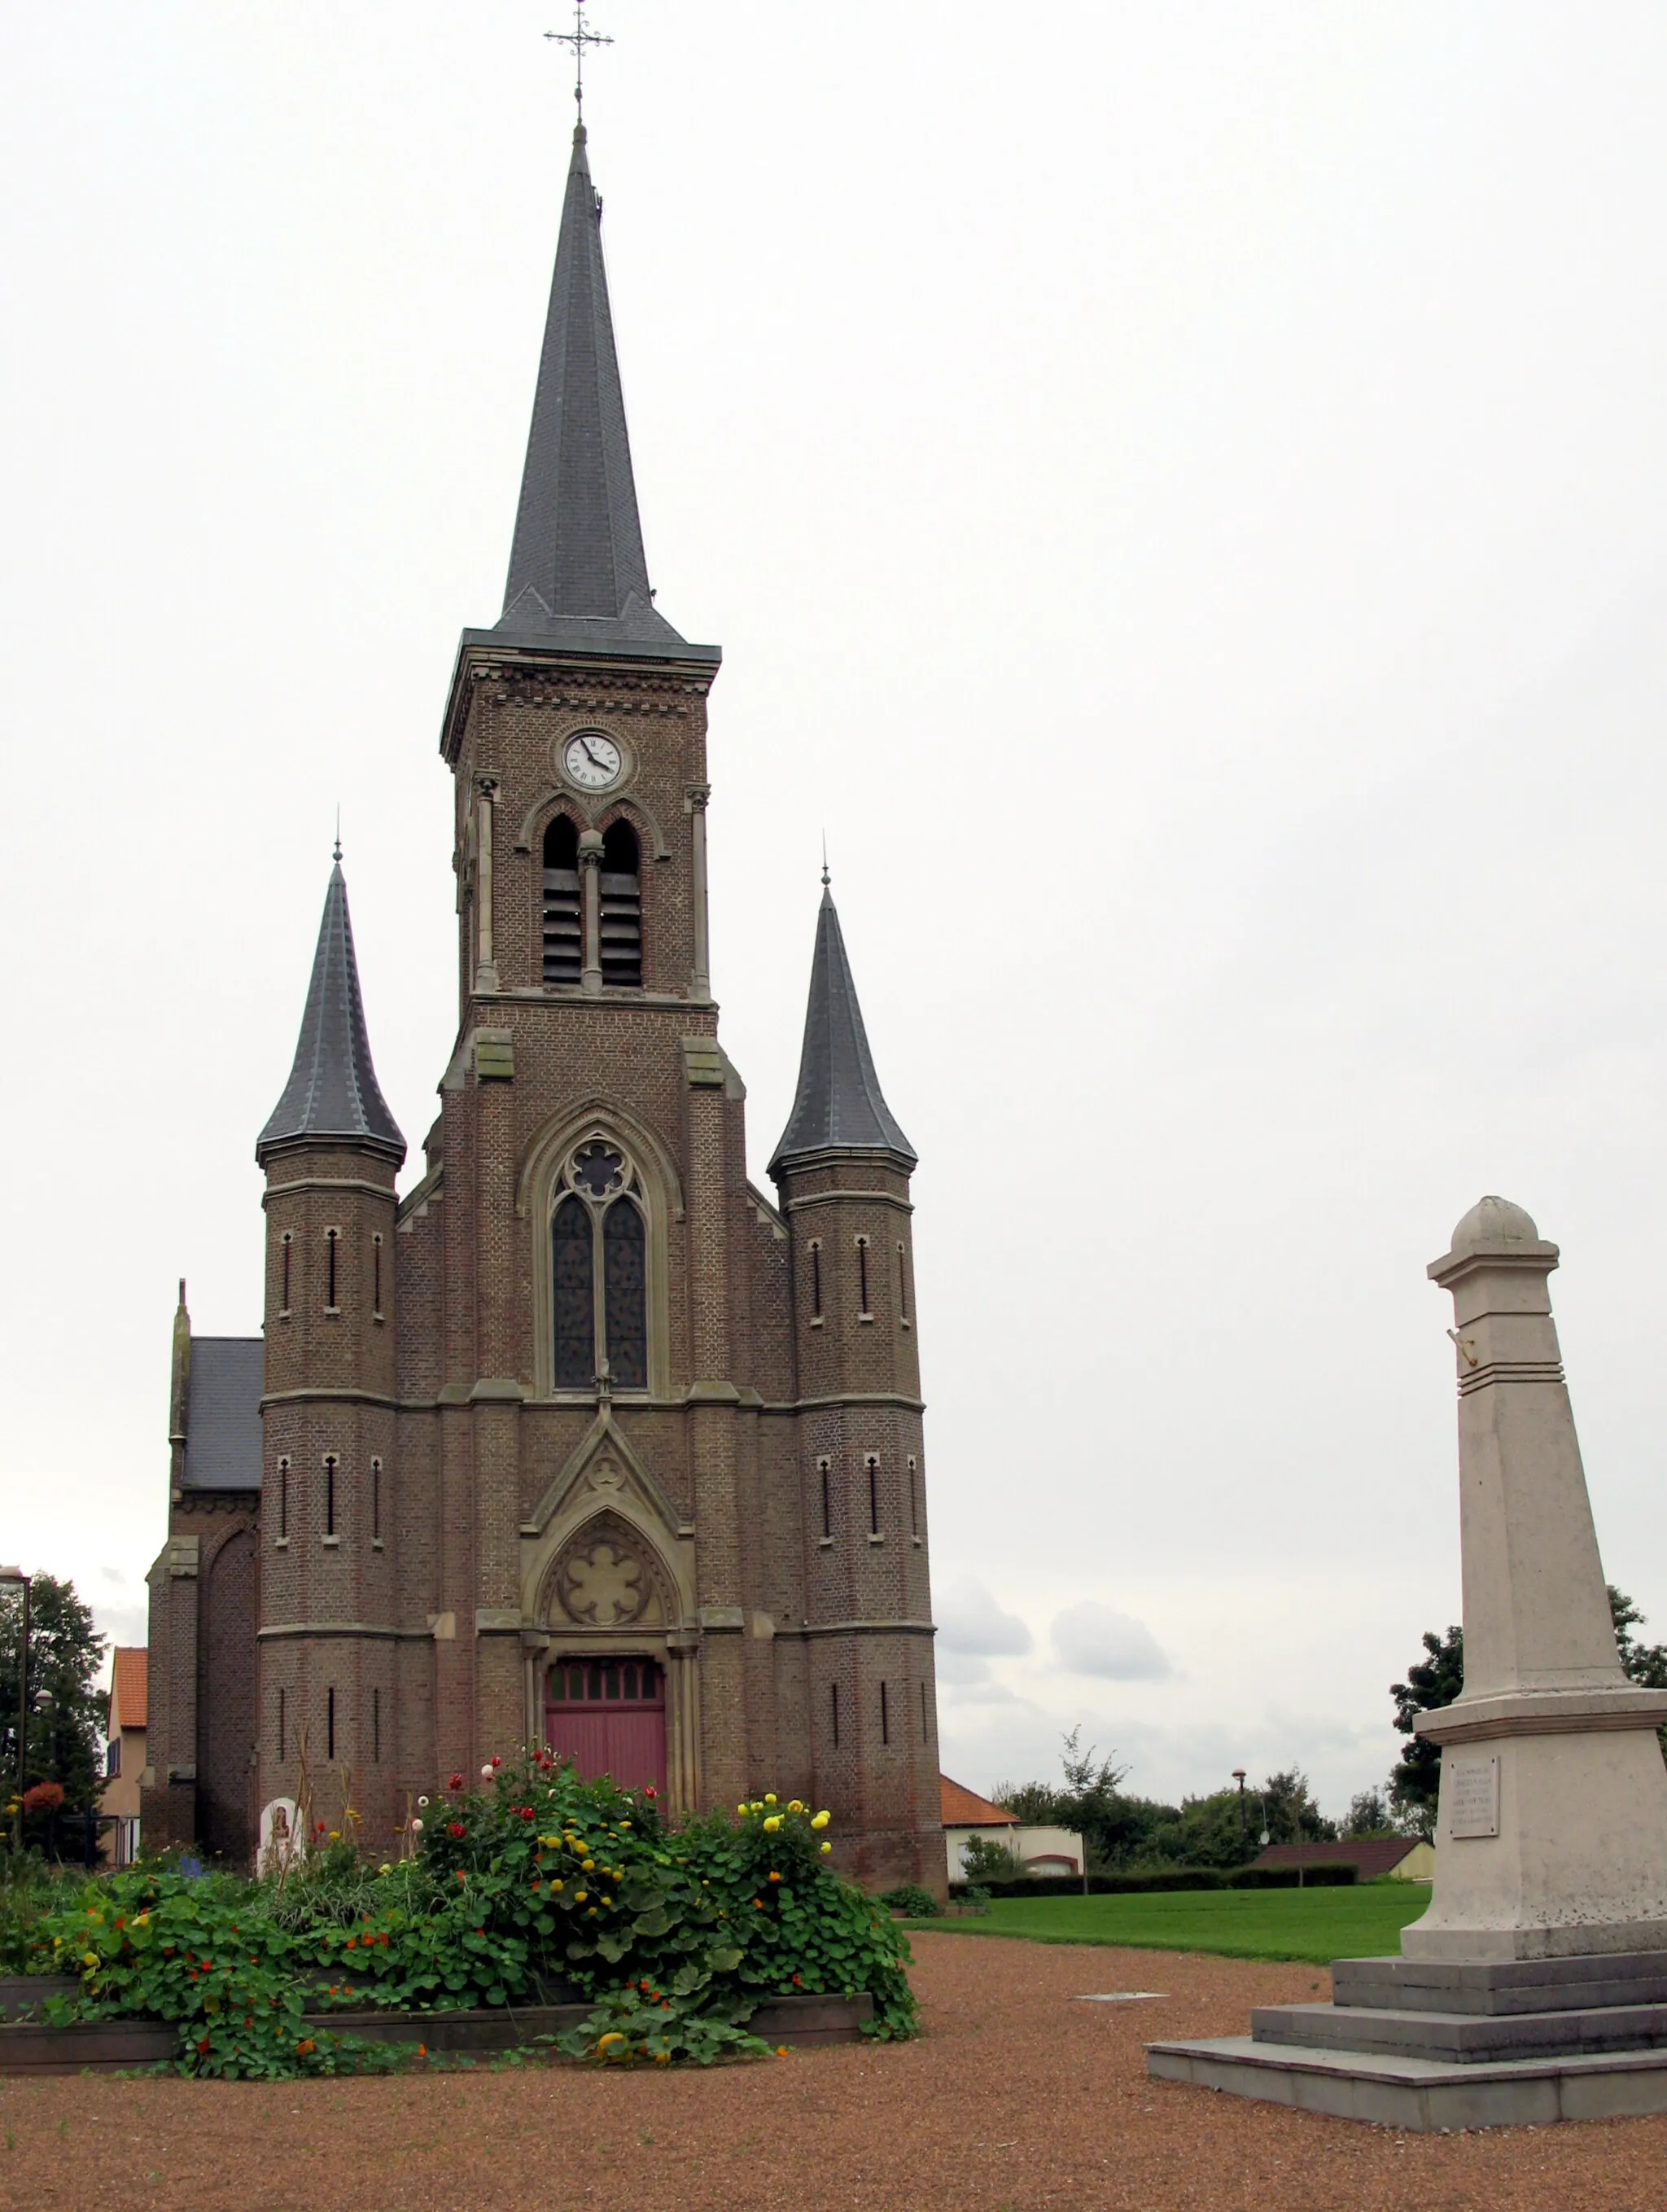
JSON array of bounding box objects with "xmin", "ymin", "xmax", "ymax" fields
[{"xmin": 545, "ymin": 1, "xmax": 613, "ymax": 121}]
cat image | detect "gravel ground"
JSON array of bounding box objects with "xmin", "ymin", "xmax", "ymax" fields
[{"xmin": 4, "ymin": 1933, "xmax": 1666, "ymax": 2210}]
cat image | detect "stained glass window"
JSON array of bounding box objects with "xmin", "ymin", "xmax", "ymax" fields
[
  {"xmin": 552, "ymin": 1195, "xmax": 595, "ymax": 1388},
  {"xmin": 604, "ymin": 1200, "xmax": 648, "ymax": 1389}
]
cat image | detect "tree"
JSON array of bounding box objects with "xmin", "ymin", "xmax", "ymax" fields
[
  {"xmin": 993, "ymin": 1729, "xmax": 1179, "ymax": 1869},
  {"xmin": 1343, "ymin": 1785, "xmax": 1394, "ymax": 1837},
  {"xmin": 0, "ymin": 1575, "xmax": 107, "ymax": 1819},
  {"xmin": 1389, "ymin": 1624, "xmax": 1463, "ymax": 1837}
]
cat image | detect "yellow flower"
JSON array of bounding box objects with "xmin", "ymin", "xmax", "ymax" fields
[
  {"xmin": 81, "ymin": 1951, "xmax": 97, "ymax": 1967},
  {"xmin": 736, "ymin": 1803, "xmax": 748, "ymax": 1817},
  {"xmin": 763, "ymin": 1816, "xmax": 782, "ymax": 1833},
  {"xmin": 601, "ymin": 1895, "xmax": 613, "ymax": 1907},
  {"xmin": 575, "ymin": 1890, "xmax": 588, "ymax": 1903},
  {"xmin": 764, "ymin": 1793, "xmax": 777, "ymax": 1805},
  {"xmin": 811, "ymin": 1810, "xmax": 830, "ymax": 1830},
  {"xmin": 788, "ymin": 1800, "xmax": 804, "ymax": 1815},
  {"xmin": 581, "ymin": 1858, "xmax": 595, "ymax": 1870},
  {"xmin": 619, "ymin": 1820, "xmax": 632, "ymax": 1829},
  {"xmin": 328, "ymin": 1830, "xmax": 341, "ymax": 1842},
  {"xmin": 551, "ymin": 1879, "xmax": 564, "ymax": 1892},
  {"xmin": 820, "ymin": 1842, "xmax": 832, "ymax": 1855}
]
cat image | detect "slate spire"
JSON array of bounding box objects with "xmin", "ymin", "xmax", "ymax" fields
[
  {"xmin": 257, "ymin": 861, "xmax": 406, "ymax": 1165},
  {"xmin": 768, "ymin": 882, "xmax": 916, "ymax": 1180},
  {"xmin": 498, "ymin": 122, "xmax": 684, "ymax": 650}
]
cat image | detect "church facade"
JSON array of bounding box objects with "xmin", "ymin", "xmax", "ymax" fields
[{"xmin": 141, "ymin": 122, "xmax": 943, "ymax": 1890}]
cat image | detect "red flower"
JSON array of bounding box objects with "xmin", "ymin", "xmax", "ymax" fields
[
  {"xmin": 448, "ymin": 1821, "xmax": 466, "ymax": 1839},
  {"xmin": 644, "ymin": 1786, "xmax": 658, "ymax": 1800},
  {"xmin": 449, "ymin": 1773, "xmax": 465, "ymax": 1789},
  {"xmin": 519, "ymin": 1807, "xmax": 535, "ymax": 1822}
]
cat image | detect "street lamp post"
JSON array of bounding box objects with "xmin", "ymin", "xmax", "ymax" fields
[
  {"xmin": 1232, "ymin": 1769, "xmax": 1247, "ymax": 1851},
  {"xmin": 0, "ymin": 1568, "xmax": 30, "ymax": 1851}
]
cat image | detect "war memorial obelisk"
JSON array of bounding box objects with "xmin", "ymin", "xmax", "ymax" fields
[{"xmin": 1150, "ymin": 1198, "xmax": 1667, "ymax": 2129}]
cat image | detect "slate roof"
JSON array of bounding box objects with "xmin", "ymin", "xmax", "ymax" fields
[
  {"xmin": 256, "ymin": 861, "xmax": 405, "ymax": 1165},
  {"xmin": 498, "ymin": 123, "xmax": 686, "ymax": 652},
  {"xmin": 768, "ymin": 884, "xmax": 916, "ymax": 1179},
  {"xmin": 940, "ymin": 1776, "xmax": 1019, "ymax": 1829},
  {"xmin": 110, "ymin": 1647, "xmax": 147, "ymax": 1733},
  {"xmin": 182, "ymin": 1338, "xmax": 264, "ymax": 1492},
  {"xmin": 1254, "ymin": 1839, "xmax": 1423, "ymax": 1879}
]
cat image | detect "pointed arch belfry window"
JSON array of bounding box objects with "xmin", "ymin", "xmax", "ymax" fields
[
  {"xmin": 542, "ymin": 815, "xmax": 583, "ymax": 985},
  {"xmin": 598, "ymin": 821, "xmax": 641, "ymax": 988},
  {"xmin": 549, "ymin": 1138, "xmax": 650, "ymax": 1391}
]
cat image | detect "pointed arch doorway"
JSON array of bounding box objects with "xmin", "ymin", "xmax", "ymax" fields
[{"xmin": 545, "ymin": 1654, "xmax": 667, "ymax": 1798}]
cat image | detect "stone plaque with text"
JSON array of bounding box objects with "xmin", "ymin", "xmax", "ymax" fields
[{"xmin": 1449, "ymin": 1754, "xmax": 1500, "ymax": 1839}]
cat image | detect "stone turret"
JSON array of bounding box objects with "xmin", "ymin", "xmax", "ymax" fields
[
  {"xmin": 256, "ymin": 856, "xmax": 406, "ymax": 1840},
  {"xmin": 771, "ymin": 878, "xmax": 941, "ymax": 1890}
]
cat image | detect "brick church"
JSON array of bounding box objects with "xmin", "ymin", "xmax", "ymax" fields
[{"xmin": 142, "ymin": 120, "xmax": 943, "ymax": 1889}]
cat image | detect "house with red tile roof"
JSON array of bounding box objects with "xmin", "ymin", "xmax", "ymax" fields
[
  {"xmin": 939, "ymin": 1776, "xmax": 1084, "ymax": 1886},
  {"xmin": 99, "ymin": 1648, "xmax": 147, "ymax": 1866},
  {"xmin": 1253, "ymin": 1837, "xmax": 1434, "ymax": 1882}
]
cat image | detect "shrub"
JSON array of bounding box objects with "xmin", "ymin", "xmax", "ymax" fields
[{"xmin": 877, "ymin": 1885, "xmax": 939, "ymax": 1919}]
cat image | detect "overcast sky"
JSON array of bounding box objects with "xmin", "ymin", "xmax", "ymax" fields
[{"xmin": 4, "ymin": 4, "xmax": 1666, "ymax": 1820}]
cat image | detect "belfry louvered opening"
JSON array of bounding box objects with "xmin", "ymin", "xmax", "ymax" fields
[
  {"xmin": 542, "ymin": 815, "xmax": 582, "ymax": 984},
  {"xmin": 598, "ymin": 820, "xmax": 641, "ymax": 987}
]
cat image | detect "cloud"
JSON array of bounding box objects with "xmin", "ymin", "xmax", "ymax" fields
[
  {"xmin": 935, "ymin": 1647, "xmax": 993, "ymax": 1687},
  {"xmin": 1051, "ymin": 1601, "xmax": 1172, "ymax": 1682},
  {"xmin": 935, "ymin": 1579, "xmax": 1033, "ymax": 1658}
]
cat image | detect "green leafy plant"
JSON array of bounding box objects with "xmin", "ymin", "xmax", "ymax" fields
[{"xmin": 878, "ymin": 1883, "xmax": 939, "ymax": 1918}]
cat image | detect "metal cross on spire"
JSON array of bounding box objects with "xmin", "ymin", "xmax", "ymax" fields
[{"xmin": 545, "ymin": 0, "xmax": 613, "ymax": 120}]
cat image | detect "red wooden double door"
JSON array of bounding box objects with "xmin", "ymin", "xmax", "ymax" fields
[{"xmin": 544, "ymin": 1656, "xmax": 667, "ymax": 1798}]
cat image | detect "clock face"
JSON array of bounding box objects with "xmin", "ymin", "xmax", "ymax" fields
[{"xmin": 562, "ymin": 730, "xmax": 623, "ymax": 791}]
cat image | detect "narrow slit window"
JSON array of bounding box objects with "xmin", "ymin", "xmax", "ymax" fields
[
  {"xmin": 323, "ymin": 1455, "xmax": 337, "ymax": 1538},
  {"xmin": 541, "ymin": 815, "xmax": 583, "ymax": 985},
  {"xmin": 278, "ymin": 1457, "xmax": 290, "ymax": 1540},
  {"xmin": 867, "ymin": 1456, "xmax": 880, "ymax": 1535},
  {"xmin": 327, "ymin": 1685, "xmax": 337, "ymax": 1762},
  {"xmin": 897, "ymin": 1242, "xmax": 909, "ymax": 1324},
  {"xmin": 809, "ymin": 1241, "xmax": 823, "ymax": 1317},
  {"xmin": 880, "ymin": 1680, "xmax": 890, "ymax": 1746},
  {"xmin": 598, "ymin": 820, "xmax": 642, "ymax": 988},
  {"xmin": 373, "ymin": 1687, "xmax": 382, "ymax": 1765},
  {"xmin": 371, "ymin": 1458, "xmax": 382, "ymax": 1542},
  {"xmin": 831, "ymin": 1682, "xmax": 840, "ymax": 1748},
  {"xmin": 921, "ymin": 1681, "xmax": 929, "ymax": 1739},
  {"xmin": 820, "ymin": 1462, "xmax": 831, "ymax": 1539},
  {"xmin": 278, "ymin": 1686, "xmax": 286, "ymax": 1762},
  {"xmin": 855, "ymin": 1237, "xmax": 870, "ymax": 1314},
  {"xmin": 908, "ymin": 1455, "xmax": 918, "ymax": 1538},
  {"xmin": 280, "ymin": 1233, "xmax": 292, "ymax": 1313},
  {"xmin": 372, "ymin": 1234, "xmax": 383, "ymax": 1316},
  {"xmin": 325, "ymin": 1227, "xmax": 339, "ymax": 1308}
]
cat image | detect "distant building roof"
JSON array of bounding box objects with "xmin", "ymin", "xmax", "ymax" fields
[
  {"xmin": 111, "ymin": 1647, "xmax": 147, "ymax": 1733},
  {"xmin": 182, "ymin": 1338, "xmax": 264, "ymax": 1491},
  {"xmin": 1254, "ymin": 1838, "xmax": 1422, "ymax": 1880},
  {"xmin": 940, "ymin": 1776, "xmax": 1020, "ymax": 1829}
]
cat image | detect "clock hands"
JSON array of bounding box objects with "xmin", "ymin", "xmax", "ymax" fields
[{"xmin": 580, "ymin": 738, "xmax": 610, "ymax": 771}]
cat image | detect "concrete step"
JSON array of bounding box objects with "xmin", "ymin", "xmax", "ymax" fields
[
  {"xmin": 1332, "ymin": 1949, "xmax": 1667, "ymax": 2017},
  {"xmin": 1147, "ymin": 2034, "xmax": 1667, "ymax": 2131},
  {"xmin": 1253, "ymin": 1997, "xmax": 1667, "ymax": 2065}
]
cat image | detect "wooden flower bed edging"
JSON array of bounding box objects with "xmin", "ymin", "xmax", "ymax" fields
[{"xmin": 0, "ymin": 1988, "xmax": 874, "ymax": 2076}]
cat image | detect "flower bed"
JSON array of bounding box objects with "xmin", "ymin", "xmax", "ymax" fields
[{"xmin": 24, "ymin": 1762, "xmax": 915, "ymax": 2078}]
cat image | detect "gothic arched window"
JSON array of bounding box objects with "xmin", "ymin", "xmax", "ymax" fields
[
  {"xmin": 542, "ymin": 815, "xmax": 582, "ymax": 985},
  {"xmin": 598, "ymin": 820, "xmax": 641, "ymax": 988},
  {"xmin": 549, "ymin": 1139, "xmax": 650, "ymax": 1391}
]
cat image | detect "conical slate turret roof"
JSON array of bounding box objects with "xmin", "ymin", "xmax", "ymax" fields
[
  {"xmin": 497, "ymin": 123, "xmax": 684, "ymax": 650},
  {"xmin": 768, "ymin": 883, "xmax": 915, "ymax": 1180},
  {"xmin": 256, "ymin": 861, "xmax": 405, "ymax": 1165}
]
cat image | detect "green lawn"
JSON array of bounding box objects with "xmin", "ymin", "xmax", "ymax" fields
[{"xmin": 903, "ymin": 1884, "xmax": 1433, "ymax": 1966}]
